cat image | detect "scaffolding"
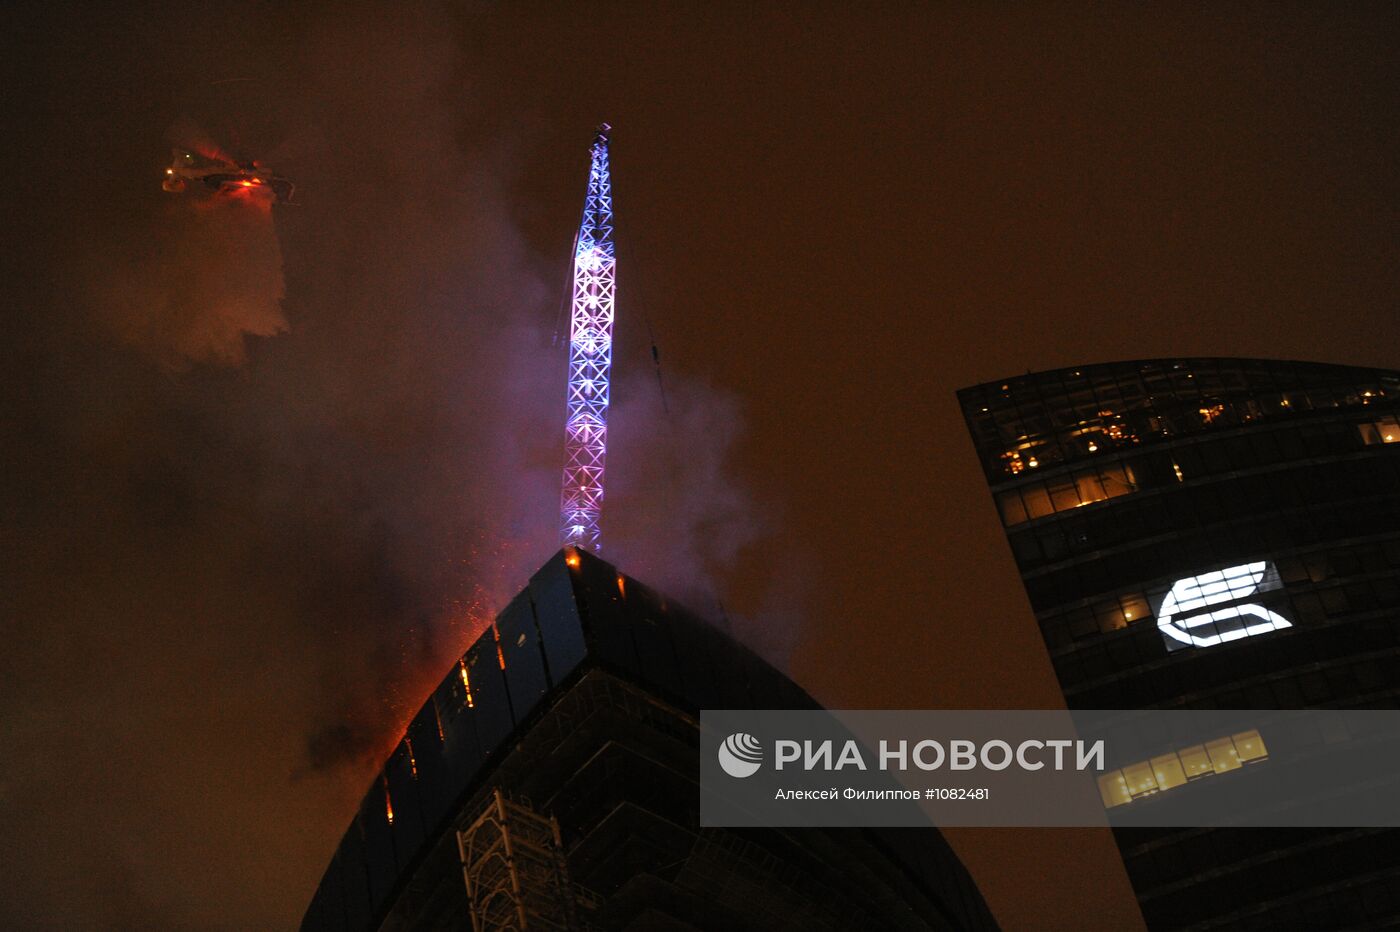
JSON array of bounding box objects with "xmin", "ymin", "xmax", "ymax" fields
[{"xmin": 457, "ymin": 789, "xmax": 578, "ymax": 932}]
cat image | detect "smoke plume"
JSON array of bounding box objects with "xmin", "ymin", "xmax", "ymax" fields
[
  {"xmin": 88, "ymin": 190, "xmax": 287, "ymax": 368},
  {"xmin": 0, "ymin": 4, "xmax": 767, "ymax": 928},
  {"xmin": 607, "ymin": 371, "xmax": 763, "ymax": 605}
]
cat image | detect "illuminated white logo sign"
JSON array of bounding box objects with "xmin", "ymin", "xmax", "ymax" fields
[
  {"xmin": 1157, "ymin": 561, "xmax": 1292, "ymax": 650},
  {"xmin": 718, "ymin": 733, "xmax": 764, "ymax": 778}
]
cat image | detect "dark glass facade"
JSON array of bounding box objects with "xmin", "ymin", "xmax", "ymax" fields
[
  {"xmin": 301, "ymin": 548, "xmax": 996, "ymax": 932},
  {"xmin": 959, "ymin": 358, "xmax": 1400, "ymax": 930}
]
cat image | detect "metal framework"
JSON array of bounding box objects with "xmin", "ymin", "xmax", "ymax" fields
[
  {"xmin": 457, "ymin": 788, "xmax": 577, "ymax": 931},
  {"xmin": 560, "ymin": 124, "xmax": 616, "ymax": 551}
]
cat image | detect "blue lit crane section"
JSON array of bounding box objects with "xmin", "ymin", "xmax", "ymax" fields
[{"xmin": 560, "ymin": 125, "xmax": 616, "ymax": 551}]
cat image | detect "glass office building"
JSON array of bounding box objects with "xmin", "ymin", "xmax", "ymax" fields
[
  {"xmin": 959, "ymin": 358, "xmax": 1400, "ymax": 929},
  {"xmin": 300, "ymin": 548, "xmax": 996, "ymax": 932}
]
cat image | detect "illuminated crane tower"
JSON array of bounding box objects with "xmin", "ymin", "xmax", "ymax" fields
[{"xmin": 559, "ymin": 124, "xmax": 616, "ymax": 551}]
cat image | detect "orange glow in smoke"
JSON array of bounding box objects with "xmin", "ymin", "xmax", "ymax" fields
[
  {"xmin": 297, "ymin": 535, "xmax": 548, "ymax": 817},
  {"xmin": 347, "ymin": 533, "xmax": 547, "ymax": 810}
]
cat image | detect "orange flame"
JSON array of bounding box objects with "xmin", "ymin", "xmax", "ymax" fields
[
  {"xmin": 458, "ymin": 658, "xmax": 474, "ymax": 708},
  {"xmin": 491, "ymin": 624, "xmax": 506, "ymax": 670}
]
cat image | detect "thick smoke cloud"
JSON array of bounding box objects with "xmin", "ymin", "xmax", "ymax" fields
[
  {"xmin": 1, "ymin": 4, "xmax": 766, "ymax": 928},
  {"xmin": 87, "ymin": 192, "xmax": 287, "ymax": 368}
]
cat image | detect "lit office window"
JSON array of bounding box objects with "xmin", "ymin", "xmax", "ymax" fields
[
  {"xmin": 1150, "ymin": 753, "xmax": 1188, "ymax": 791},
  {"xmin": 995, "ymin": 463, "xmax": 1139, "ymax": 527},
  {"xmin": 1232, "ymin": 730, "xmax": 1268, "ymax": 762},
  {"xmin": 1098, "ymin": 770, "xmax": 1133, "ymax": 809},
  {"xmin": 1122, "ymin": 760, "xmax": 1159, "ymax": 798},
  {"xmin": 1099, "ymin": 730, "xmax": 1270, "ymax": 809},
  {"xmin": 1358, "ymin": 416, "xmax": 1400, "ymax": 445},
  {"xmin": 1206, "ymin": 737, "xmax": 1243, "ymax": 774},
  {"xmin": 1119, "ymin": 593, "xmax": 1151, "ymax": 625},
  {"xmin": 1178, "ymin": 744, "xmax": 1214, "ymax": 779}
]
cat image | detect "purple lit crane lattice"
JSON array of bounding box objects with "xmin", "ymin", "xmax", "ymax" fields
[{"xmin": 560, "ymin": 125, "xmax": 615, "ymax": 551}]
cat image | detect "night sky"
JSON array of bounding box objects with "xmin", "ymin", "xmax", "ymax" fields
[{"xmin": 4, "ymin": 3, "xmax": 1398, "ymax": 929}]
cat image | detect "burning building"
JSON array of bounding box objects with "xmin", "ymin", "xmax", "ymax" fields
[
  {"xmin": 958, "ymin": 358, "xmax": 1400, "ymax": 929},
  {"xmin": 300, "ymin": 547, "xmax": 996, "ymax": 930}
]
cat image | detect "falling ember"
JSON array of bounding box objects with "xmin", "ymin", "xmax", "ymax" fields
[
  {"xmin": 432, "ymin": 697, "xmax": 445, "ymax": 742},
  {"xmin": 383, "ymin": 777, "xmax": 395, "ymax": 824},
  {"xmin": 616, "ymin": 574, "xmax": 626, "ymax": 598},
  {"xmin": 404, "ymin": 737, "xmax": 418, "ymax": 778},
  {"xmin": 444, "ymin": 532, "xmax": 520, "ymax": 650}
]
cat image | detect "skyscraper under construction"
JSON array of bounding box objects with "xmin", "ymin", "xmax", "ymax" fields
[
  {"xmin": 300, "ymin": 547, "xmax": 997, "ymax": 931},
  {"xmin": 301, "ymin": 123, "xmax": 996, "ymax": 931}
]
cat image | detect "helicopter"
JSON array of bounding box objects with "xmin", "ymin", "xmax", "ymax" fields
[{"xmin": 162, "ymin": 147, "xmax": 295, "ymax": 205}]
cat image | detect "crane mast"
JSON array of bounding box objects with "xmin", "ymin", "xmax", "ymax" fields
[{"xmin": 560, "ymin": 125, "xmax": 615, "ymax": 551}]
